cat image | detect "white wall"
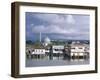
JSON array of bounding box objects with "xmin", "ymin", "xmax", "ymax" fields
[{"xmin": 0, "ymin": 0, "xmax": 100, "ymax": 80}]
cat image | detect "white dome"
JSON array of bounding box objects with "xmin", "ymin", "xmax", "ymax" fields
[{"xmin": 44, "ymin": 37, "xmax": 51, "ymax": 44}]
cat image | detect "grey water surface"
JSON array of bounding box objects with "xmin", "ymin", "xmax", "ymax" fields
[{"xmin": 26, "ymin": 58, "xmax": 89, "ymax": 67}]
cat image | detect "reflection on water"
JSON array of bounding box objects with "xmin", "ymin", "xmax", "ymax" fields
[{"xmin": 26, "ymin": 58, "xmax": 89, "ymax": 67}]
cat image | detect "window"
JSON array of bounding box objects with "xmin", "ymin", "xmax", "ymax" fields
[
  {"xmin": 71, "ymin": 48, "xmax": 75, "ymax": 49},
  {"xmin": 55, "ymin": 49, "xmax": 59, "ymax": 51},
  {"xmin": 41, "ymin": 50, "xmax": 43, "ymax": 52},
  {"xmin": 79, "ymin": 48, "xmax": 82, "ymax": 49}
]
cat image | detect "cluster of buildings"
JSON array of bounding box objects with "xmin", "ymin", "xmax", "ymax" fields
[{"xmin": 26, "ymin": 37, "xmax": 89, "ymax": 60}]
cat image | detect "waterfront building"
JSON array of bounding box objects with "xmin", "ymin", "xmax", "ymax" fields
[
  {"xmin": 70, "ymin": 42, "xmax": 89, "ymax": 59},
  {"xmin": 52, "ymin": 45, "xmax": 64, "ymax": 54},
  {"xmin": 26, "ymin": 39, "xmax": 90, "ymax": 60},
  {"xmin": 30, "ymin": 45, "xmax": 46, "ymax": 59},
  {"xmin": 32, "ymin": 48, "xmax": 45, "ymax": 55}
]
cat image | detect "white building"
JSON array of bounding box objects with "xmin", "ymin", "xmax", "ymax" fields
[
  {"xmin": 52, "ymin": 45, "xmax": 64, "ymax": 54},
  {"xmin": 31, "ymin": 49, "xmax": 46, "ymax": 59},
  {"xmin": 70, "ymin": 43, "xmax": 89, "ymax": 58},
  {"xmin": 32, "ymin": 49, "xmax": 45, "ymax": 54}
]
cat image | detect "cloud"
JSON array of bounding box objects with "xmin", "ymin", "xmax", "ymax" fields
[
  {"xmin": 31, "ymin": 24, "xmax": 88, "ymax": 35},
  {"xmin": 30, "ymin": 23, "xmax": 34, "ymax": 26},
  {"xmin": 50, "ymin": 33, "xmax": 89, "ymax": 40},
  {"xmin": 31, "ymin": 23, "xmax": 89, "ymax": 40},
  {"xmin": 26, "ymin": 12, "xmax": 90, "ymax": 40},
  {"xmin": 66, "ymin": 15, "xmax": 75, "ymax": 24},
  {"xmin": 32, "ymin": 14, "xmax": 75, "ymax": 25},
  {"xmin": 30, "ymin": 14, "xmax": 76, "ymax": 34}
]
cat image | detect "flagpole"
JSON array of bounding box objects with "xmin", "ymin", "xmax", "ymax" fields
[{"xmin": 40, "ymin": 32, "xmax": 41, "ymax": 43}]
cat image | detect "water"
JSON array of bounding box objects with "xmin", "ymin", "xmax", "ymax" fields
[{"xmin": 26, "ymin": 58, "xmax": 89, "ymax": 67}]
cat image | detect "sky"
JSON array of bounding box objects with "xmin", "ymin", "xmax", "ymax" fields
[{"xmin": 26, "ymin": 12, "xmax": 90, "ymax": 41}]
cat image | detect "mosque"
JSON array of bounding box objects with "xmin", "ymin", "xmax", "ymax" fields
[{"xmin": 43, "ymin": 37, "xmax": 51, "ymax": 46}]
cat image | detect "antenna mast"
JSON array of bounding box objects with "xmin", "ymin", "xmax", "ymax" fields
[{"xmin": 40, "ymin": 32, "xmax": 41, "ymax": 43}]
